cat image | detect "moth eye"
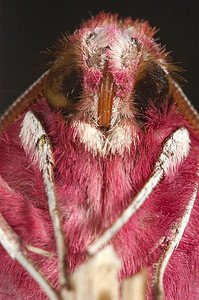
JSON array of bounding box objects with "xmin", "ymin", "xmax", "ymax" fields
[
  {"xmin": 133, "ymin": 61, "xmax": 173, "ymax": 124},
  {"xmin": 44, "ymin": 60, "xmax": 82, "ymax": 114},
  {"xmin": 60, "ymin": 68, "xmax": 82, "ymax": 103}
]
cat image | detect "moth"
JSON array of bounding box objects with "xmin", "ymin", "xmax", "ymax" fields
[{"xmin": 0, "ymin": 12, "xmax": 199, "ymax": 300}]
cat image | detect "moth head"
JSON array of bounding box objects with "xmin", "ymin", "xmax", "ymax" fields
[{"xmin": 44, "ymin": 14, "xmax": 176, "ymax": 156}]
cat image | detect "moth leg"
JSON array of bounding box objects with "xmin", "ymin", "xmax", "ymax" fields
[
  {"xmin": 20, "ymin": 111, "xmax": 71, "ymax": 295},
  {"xmin": 25, "ymin": 244, "xmax": 55, "ymax": 257},
  {"xmin": 0, "ymin": 212, "xmax": 59, "ymax": 300},
  {"xmin": 151, "ymin": 180, "xmax": 198, "ymax": 300},
  {"xmin": 0, "ymin": 172, "xmax": 60, "ymax": 299},
  {"xmin": 87, "ymin": 127, "xmax": 191, "ymax": 256}
]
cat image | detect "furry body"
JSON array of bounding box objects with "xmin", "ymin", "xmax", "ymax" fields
[
  {"xmin": 0, "ymin": 100, "xmax": 199, "ymax": 299},
  {"xmin": 0, "ymin": 13, "xmax": 199, "ymax": 299}
]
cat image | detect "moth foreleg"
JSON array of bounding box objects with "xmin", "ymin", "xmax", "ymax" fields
[
  {"xmin": 0, "ymin": 212, "xmax": 59, "ymax": 300},
  {"xmin": 87, "ymin": 127, "xmax": 191, "ymax": 256},
  {"xmin": 151, "ymin": 177, "xmax": 198, "ymax": 300},
  {"xmin": 20, "ymin": 111, "xmax": 71, "ymax": 295}
]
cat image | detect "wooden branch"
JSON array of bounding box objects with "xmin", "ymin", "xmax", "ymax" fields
[{"xmin": 122, "ymin": 268, "xmax": 148, "ymax": 300}]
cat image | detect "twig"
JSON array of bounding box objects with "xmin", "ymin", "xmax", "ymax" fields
[{"xmin": 122, "ymin": 268, "xmax": 148, "ymax": 300}]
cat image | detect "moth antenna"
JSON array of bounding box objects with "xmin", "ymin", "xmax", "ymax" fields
[
  {"xmin": 172, "ymin": 80, "xmax": 199, "ymax": 136},
  {"xmin": 20, "ymin": 111, "xmax": 71, "ymax": 295},
  {"xmin": 0, "ymin": 71, "xmax": 49, "ymax": 135},
  {"xmin": 151, "ymin": 176, "xmax": 199, "ymax": 300},
  {"xmin": 87, "ymin": 127, "xmax": 190, "ymax": 256}
]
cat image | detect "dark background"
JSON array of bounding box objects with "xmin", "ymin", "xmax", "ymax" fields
[{"xmin": 0, "ymin": 0, "xmax": 199, "ymax": 114}]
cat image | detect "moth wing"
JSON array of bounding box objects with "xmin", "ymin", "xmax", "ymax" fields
[
  {"xmin": 172, "ymin": 80, "xmax": 199, "ymax": 135},
  {"xmin": 0, "ymin": 71, "xmax": 49, "ymax": 134}
]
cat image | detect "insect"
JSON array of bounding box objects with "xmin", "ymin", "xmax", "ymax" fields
[{"xmin": 0, "ymin": 12, "xmax": 199, "ymax": 300}]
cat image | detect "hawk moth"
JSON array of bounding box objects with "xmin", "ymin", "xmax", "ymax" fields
[{"xmin": 0, "ymin": 12, "xmax": 199, "ymax": 300}]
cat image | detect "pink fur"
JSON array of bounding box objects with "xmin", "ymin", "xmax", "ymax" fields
[
  {"xmin": 0, "ymin": 13, "xmax": 199, "ymax": 300},
  {"xmin": 0, "ymin": 100, "xmax": 199, "ymax": 299}
]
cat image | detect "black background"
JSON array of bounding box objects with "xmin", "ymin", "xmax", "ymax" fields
[{"xmin": 0, "ymin": 0, "xmax": 199, "ymax": 114}]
